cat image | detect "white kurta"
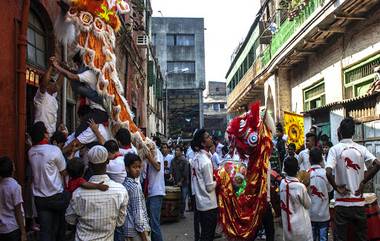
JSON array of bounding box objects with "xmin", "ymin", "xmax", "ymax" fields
[
  {"xmin": 280, "ymin": 176, "xmax": 313, "ymax": 241},
  {"xmin": 308, "ymin": 165, "xmax": 333, "ymax": 222}
]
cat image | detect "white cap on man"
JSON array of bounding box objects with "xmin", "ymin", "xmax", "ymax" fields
[{"xmin": 88, "ymin": 145, "xmax": 108, "ymax": 164}]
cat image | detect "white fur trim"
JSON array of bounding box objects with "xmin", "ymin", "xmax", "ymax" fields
[{"xmin": 55, "ymin": 14, "xmax": 76, "ymax": 45}]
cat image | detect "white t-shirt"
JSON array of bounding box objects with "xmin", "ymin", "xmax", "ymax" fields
[
  {"xmin": 0, "ymin": 178, "xmax": 24, "ymax": 234},
  {"xmin": 78, "ymin": 70, "xmax": 105, "ymax": 111},
  {"xmin": 64, "ymin": 125, "xmax": 110, "ymax": 148},
  {"xmin": 107, "ymin": 155, "xmax": 127, "ymax": 184},
  {"xmin": 28, "ymin": 144, "xmax": 66, "ymax": 197},
  {"xmin": 186, "ymin": 148, "xmax": 195, "ymax": 161},
  {"xmin": 298, "ymin": 149, "xmax": 311, "ymax": 171},
  {"xmin": 308, "ymin": 165, "xmax": 333, "ymax": 222},
  {"xmin": 163, "ymin": 153, "xmax": 174, "ymax": 168},
  {"xmin": 76, "ymin": 124, "xmax": 111, "ymax": 144},
  {"xmin": 119, "ymin": 146, "xmax": 140, "ymax": 183},
  {"xmin": 34, "ymin": 89, "xmax": 58, "ymax": 136},
  {"xmin": 119, "ymin": 146, "xmax": 138, "ymax": 156},
  {"xmin": 146, "ymin": 148, "xmax": 166, "ymax": 197},
  {"xmin": 211, "ymin": 152, "xmax": 222, "ymax": 170},
  {"xmin": 326, "ymin": 139, "xmax": 376, "ymax": 207},
  {"xmin": 216, "ymin": 143, "xmax": 224, "ymax": 160},
  {"xmin": 190, "ymin": 150, "xmax": 218, "ymax": 211}
]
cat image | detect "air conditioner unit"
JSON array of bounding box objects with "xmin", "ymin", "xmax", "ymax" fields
[{"xmin": 137, "ymin": 35, "xmax": 148, "ymax": 47}]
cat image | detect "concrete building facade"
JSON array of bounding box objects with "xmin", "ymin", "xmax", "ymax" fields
[
  {"xmin": 152, "ymin": 17, "xmax": 206, "ymax": 139},
  {"xmin": 203, "ymin": 81, "xmax": 228, "ymax": 139},
  {"xmin": 226, "ymin": 0, "xmax": 380, "ymax": 197}
]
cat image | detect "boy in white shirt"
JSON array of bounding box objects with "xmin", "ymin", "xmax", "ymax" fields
[
  {"xmin": 308, "ymin": 148, "xmax": 332, "ymax": 241},
  {"xmin": 52, "ymin": 54, "xmax": 108, "ymax": 141},
  {"xmin": 298, "ymin": 132, "xmax": 317, "ymax": 171},
  {"xmin": 34, "ymin": 57, "xmax": 63, "ymax": 136},
  {"xmin": 115, "ymin": 128, "xmax": 138, "ymax": 155},
  {"xmin": 210, "ymin": 141, "xmax": 222, "ymax": 170},
  {"xmin": 280, "ymin": 156, "xmax": 313, "ymax": 241},
  {"xmin": 28, "ymin": 122, "xmax": 68, "ymax": 241},
  {"xmin": 326, "ymin": 117, "xmax": 380, "ymax": 241},
  {"xmin": 190, "ymin": 129, "xmax": 218, "ymax": 241},
  {"xmin": 0, "ymin": 156, "xmax": 26, "ymax": 241},
  {"xmin": 104, "ymin": 140, "xmax": 127, "ymax": 184},
  {"xmin": 161, "ymin": 143, "xmax": 174, "ymax": 168},
  {"xmin": 145, "ymin": 147, "xmax": 165, "ymax": 241}
]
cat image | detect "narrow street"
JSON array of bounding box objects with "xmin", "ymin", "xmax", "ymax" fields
[
  {"xmin": 1, "ymin": 1, "xmax": 380, "ymax": 241},
  {"xmin": 162, "ymin": 212, "xmax": 284, "ymax": 241}
]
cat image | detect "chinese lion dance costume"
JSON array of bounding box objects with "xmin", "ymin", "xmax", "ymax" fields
[
  {"xmin": 57, "ymin": 0, "xmax": 155, "ymax": 154},
  {"xmin": 216, "ymin": 102, "xmax": 274, "ymax": 240}
]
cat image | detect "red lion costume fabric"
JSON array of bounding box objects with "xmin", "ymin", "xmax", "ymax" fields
[{"xmin": 216, "ymin": 102, "xmax": 273, "ymax": 240}]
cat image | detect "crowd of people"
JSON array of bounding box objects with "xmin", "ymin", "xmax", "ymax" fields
[
  {"xmin": 0, "ymin": 124, "xmax": 231, "ymax": 241},
  {"xmin": 0, "ymin": 53, "xmax": 230, "ymax": 241},
  {"xmin": 270, "ymin": 118, "xmax": 380, "ymax": 241},
  {"xmin": 1, "ymin": 54, "xmax": 380, "ymax": 241}
]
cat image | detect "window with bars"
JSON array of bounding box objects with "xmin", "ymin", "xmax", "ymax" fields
[
  {"xmin": 27, "ymin": 10, "xmax": 47, "ymax": 69},
  {"xmin": 344, "ymin": 54, "xmax": 380, "ymax": 99},
  {"xmin": 303, "ymin": 81, "xmax": 325, "ymax": 111}
]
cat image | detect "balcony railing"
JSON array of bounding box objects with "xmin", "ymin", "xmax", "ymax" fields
[{"xmin": 261, "ymin": 0, "xmax": 325, "ymax": 67}]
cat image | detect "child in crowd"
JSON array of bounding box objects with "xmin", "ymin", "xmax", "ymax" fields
[
  {"xmin": 164, "ymin": 160, "xmax": 172, "ymax": 186},
  {"xmin": 122, "ymin": 153, "xmax": 151, "ymax": 241},
  {"xmin": 282, "ymin": 143, "xmax": 299, "ymax": 174},
  {"xmin": 104, "ymin": 140, "xmax": 127, "ymax": 184},
  {"xmin": 221, "ymin": 146, "xmax": 229, "ymax": 160},
  {"xmin": 298, "ymin": 132, "xmax": 317, "ymax": 171},
  {"xmin": 280, "ymin": 156, "xmax": 312, "ymax": 241},
  {"xmin": 308, "ymin": 148, "xmax": 332, "ymax": 241},
  {"xmin": 66, "ymin": 157, "xmax": 109, "ymax": 193},
  {"xmin": 322, "ymin": 141, "xmax": 333, "ymax": 165},
  {"xmin": 210, "ymin": 141, "xmax": 221, "ymax": 170},
  {"xmin": 0, "ymin": 156, "xmax": 26, "ymax": 241}
]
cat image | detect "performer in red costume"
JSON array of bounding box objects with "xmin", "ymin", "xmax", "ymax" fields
[{"xmin": 215, "ymin": 102, "xmax": 274, "ymax": 240}]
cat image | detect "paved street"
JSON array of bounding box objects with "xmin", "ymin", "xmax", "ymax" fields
[{"xmin": 162, "ymin": 212, "xmax": 284, "ymax": 241}]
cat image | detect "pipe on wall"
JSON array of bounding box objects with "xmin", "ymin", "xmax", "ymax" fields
[
  {"xmin": 62, "ymin": 43, "xmax": 67, "ymax": 125},
  {"xmin": 16, "ymin": 0, "xmax": 30, "ymax": 185}
]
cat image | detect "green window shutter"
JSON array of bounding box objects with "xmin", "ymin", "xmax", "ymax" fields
[
  {"xmin": 148, "ymin": 61, "xmax": 156, "ymax": 86},
  {"xmin": 344, "ymin": 54, "xmax": 380, "ymax": 98}
]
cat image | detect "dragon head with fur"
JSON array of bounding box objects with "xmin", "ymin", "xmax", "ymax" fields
[{"xmin": 57, "ymin": 0, "xmax": 155, "ymax": 157}]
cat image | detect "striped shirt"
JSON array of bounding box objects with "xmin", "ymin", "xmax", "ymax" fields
[
  {"xmin": 122, "ymin": 177, "xmax": 150, "ymax": 237},
  {"xmin": 65, "ymin": 175, "xmax": 128, "ymax": 241}
]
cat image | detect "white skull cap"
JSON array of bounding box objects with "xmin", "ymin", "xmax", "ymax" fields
[{"xmin": 88, "ymin": 145, "xmax": 108, "ymax": 164}]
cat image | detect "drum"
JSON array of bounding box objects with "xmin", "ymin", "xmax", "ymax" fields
[
  {"xmin": 332, "ymin": 194, "xmax": 380, "ymax": 241},
  {"xmin": 364, "ymin": 193, "xmax": 380, "ymax": 240},
  {"xmin": 161, "ymin": 186, "xmax": 181, "ymax": 222}
]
